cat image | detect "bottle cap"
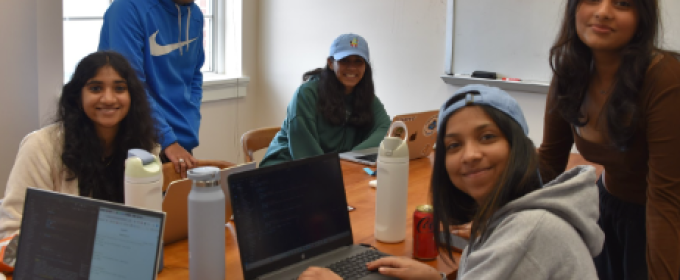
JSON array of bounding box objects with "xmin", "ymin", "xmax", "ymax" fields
[
  {"xmin": 379, "ymin": 121, "xmax": 409, "ymax": 159},
  {"xmin": 125, "ymin": 149, "xmax": 161, "ymax": 179},
  {"xmin": 187, "ymin": 166, "xmax": 221, "ymax": 182},
  {"xmin": 127, "ymin": 149, "xmax": 155, "ymax": 165}
]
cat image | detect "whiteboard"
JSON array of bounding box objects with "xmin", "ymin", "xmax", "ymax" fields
[{"xmin": 444, "ymin": 0, "xmax": 680, "ymax": 84}]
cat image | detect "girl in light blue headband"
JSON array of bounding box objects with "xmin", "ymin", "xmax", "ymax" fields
[{"xmin": 299, "ymin": 85, "xmax": 603, "ymax": 280}]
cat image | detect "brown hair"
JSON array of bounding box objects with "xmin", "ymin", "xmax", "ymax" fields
[{"xmin": 549, "ymin": 0, "xmax": 662, "ymax": 150}]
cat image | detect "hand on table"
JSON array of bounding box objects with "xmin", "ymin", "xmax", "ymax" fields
[
  {"xmin": 297, "ymin": 267, "xmax": 342, "ymax": 280},
  {"xmin": 163, "ymin": 142, "xmax": 198, "ymax": 178},
  {"xmin": 367, "ymin": 256, "xmax": 443, "ymax": 280},
  {"xmin": 451, "ymin": 223, "xmax": 471, "ymax": 240}
]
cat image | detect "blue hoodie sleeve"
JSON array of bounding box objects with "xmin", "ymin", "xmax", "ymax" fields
[{"xmin": 98, "ymin": 0, "xmax": 177, "ymax": 148}]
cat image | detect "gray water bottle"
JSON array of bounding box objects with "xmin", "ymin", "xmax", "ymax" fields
[{"xmin": 187, "ymin": 167, "xmax": 225, "ymax": 280}]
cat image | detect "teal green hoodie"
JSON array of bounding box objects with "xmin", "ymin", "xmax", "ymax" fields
[{"xmin": 260, "ymin": 79, "xmax": 391, "ymax": 167}]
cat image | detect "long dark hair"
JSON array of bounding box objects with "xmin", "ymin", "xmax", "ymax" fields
[
  {"xmin": 302, "ymin": 57, "xmax": 375, "ymax": 129},
  {"xmin": 58, "ymin": 51, "xmax": 157, "ymax": 203},
  {"xmin": 549, "ymin": 0, "xmax": 661, "ymax": 150},
  {"xmin": 431, "ymin": 94, "xmax": 542, "ymax": 263}
]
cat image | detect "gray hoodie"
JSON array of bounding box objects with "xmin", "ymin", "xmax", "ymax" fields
[{"xmin": 457, "ymin": 165, "xmax": 604, "ymax": 280}]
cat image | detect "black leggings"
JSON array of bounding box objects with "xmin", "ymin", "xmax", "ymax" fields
[{"xmin": 593, "ymin": 176, "xmax": 648, "ymax": 280}]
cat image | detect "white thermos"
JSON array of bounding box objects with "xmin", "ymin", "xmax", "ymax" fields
[
  {"xmin": 124, "ymin": 149, "xmax": 163, "ymax": 210},
  {"xmin": 187, "ymin": 166, "xmax": 225, "ymax": 280},
  {"xmin": 375, "ymin": 121, "xmax": 410, "ymax": 243},
  {"xmin": 124, "ymin": 148, "xmax": 164, "ymax": 273}
]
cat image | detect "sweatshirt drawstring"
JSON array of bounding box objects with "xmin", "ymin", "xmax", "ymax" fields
[
  {"xmin": 186, "ymin": 7, "xmax": 191, "ymax": 53},
  {"xmin": 175, "ymin": 4, "xmax": 192, "ymax": 55},
  {"xmin": 176, "ymin": 4, "xmax": 183, "ymax": 55}
]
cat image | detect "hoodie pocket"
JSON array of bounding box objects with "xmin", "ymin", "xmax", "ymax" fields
[{"xmin": 184, "ymin": 85, "xmax": 202, "ymax": 106}]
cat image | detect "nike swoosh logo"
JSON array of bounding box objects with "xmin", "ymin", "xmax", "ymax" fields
[{"xmin": 149, "ymin": 30, "xmax": 197, "ymax": 56}]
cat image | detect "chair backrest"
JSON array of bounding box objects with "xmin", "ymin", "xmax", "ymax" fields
[
  {"xmin": 240, "ymin": 126, "xmax": 280, "ymax": 163},
  {"xmin": 162, "ymin": 178, "xmax": 191, "ymax": 244},
  {"xmin": 161, "ymin": 159, "xmax": 235, "ymax": 244},
  {"xmin": 162, "ymin": 159, "xmax": 234, "ymax": 192}
]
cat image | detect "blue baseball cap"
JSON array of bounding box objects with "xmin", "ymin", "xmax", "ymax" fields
[
  {"xmin": 329, "ymin": 33, "xmax": 370, "ymax": 62},
  {"xmin": 438, "ymin": 84, "xmax": 529, "ymax": 135}
]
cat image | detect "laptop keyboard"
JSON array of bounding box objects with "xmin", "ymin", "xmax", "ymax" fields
[
  {"xmin": 291, "ymin": 250, "xmax": 388, "ymax": 280},
  {"xmin": 356, "ymin": 153, "xmax": 378, "ymax": 163}
]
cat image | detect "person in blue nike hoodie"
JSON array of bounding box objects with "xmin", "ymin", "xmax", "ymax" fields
[{"xmin": 99, "ymin": 0, "xmax": 204, "ymax": 177}]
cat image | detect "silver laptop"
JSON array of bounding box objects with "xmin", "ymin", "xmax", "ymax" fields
[
  {"xmin": 228, "ymin": 153, "xmax": 397, "ymax": 280},
  {"xmin": 14, "ymin": 188, "xmax": 165, "ymax": 280},
  {"xmin": 340, "ymin": 110, "xmax": 439, "ymax": 166},
  {"xmin": 162, "ymin": 162, "xmax": 256, "ymax": 244},
  {"xmin": 339, "ymin": 147, "xmax": 380, "ymax": 166}
]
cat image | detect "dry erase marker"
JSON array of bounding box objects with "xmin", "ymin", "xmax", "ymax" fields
[{"xmin": 502, "ymin": 77, "xmax": 521, "ymax": 82}]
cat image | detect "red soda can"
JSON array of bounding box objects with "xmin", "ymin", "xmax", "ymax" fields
[{"xmin": 413, "ymin": 205, "xmax": 438, "ymax": 260}]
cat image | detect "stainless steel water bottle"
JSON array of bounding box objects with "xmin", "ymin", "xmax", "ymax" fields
[{"xmin": 187, "ymin": 166, "xmax": 225, "ymax": 280}]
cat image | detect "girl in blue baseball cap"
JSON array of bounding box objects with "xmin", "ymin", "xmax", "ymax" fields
[
  {"xmin": 298, "ymin": 85, "xmax": 604, "ymax": 280},
  {"xmin": 259, "ymin": 34, "xmax": 390, "ymax": 167}
]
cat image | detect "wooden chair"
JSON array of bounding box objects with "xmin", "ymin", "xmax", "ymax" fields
[
  {"xmin": 160, "ymin": 159, "xmax": 235, "ymax": 244},
  {"xmin": 162, "ymin": 159, "xmax": 234, "ymax": 192},
  {"xmin": 240, "ymin": 126, "xmax": 280, "ymax": 163}
]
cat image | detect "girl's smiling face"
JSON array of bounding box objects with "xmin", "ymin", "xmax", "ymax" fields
[
  {"xmin": 576, "ymin": 0, "xmax": 639, "ymax": 52},
  {"xmin": 444, "ymin": 106, "xmax": 510, "ymax": 204}
]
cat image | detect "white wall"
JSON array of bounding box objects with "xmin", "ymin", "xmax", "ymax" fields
[
  {"xmin": 256, "ymin": 0, "xmax": 548, "ymax": 153},
  {"xmin": 258, "ymin": 0, "xmax": 450, "ymax": 120},
  {"xmin": 193, "ymin": 0, "xmax": 259, "ymax": 164},
  {"xmin": 0, "ymin": 0, "xmax": 63, "ymax": 195},
  {"xmin": 37, "ymin": 0, "xmax": 65, "ymax": 126},
  {"xmin": 0, "ymin": 0, "xmax": 550, "ymax": 194}
]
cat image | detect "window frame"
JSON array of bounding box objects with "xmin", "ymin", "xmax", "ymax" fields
[
  {"xmin": 61, "ymin": 0, "xmax": 247, "ymax": 102},
  {"xmin": 62, "ymin": 0, "xmax": 220, "ymax": 76}
]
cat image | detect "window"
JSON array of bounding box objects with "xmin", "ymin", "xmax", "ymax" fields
[{"xmin": 63, "ymin": 0, "xmax": 219, "ymax": 82}]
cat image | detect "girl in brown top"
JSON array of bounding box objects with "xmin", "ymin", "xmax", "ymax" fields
[{"xmin": 539, "ymin": 0, "xmax": 680, "ymax": 279}]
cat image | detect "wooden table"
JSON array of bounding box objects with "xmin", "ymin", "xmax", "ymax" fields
[
  {"xmin": 158, "ymin": 157, "xmax": 458, "ymax": 280},
  {"xmin": 157, "ymin": 153, "xmax": 601, "ymax": 279},
  {"xmin": 4, "ymin": 152, "xmax": 598, "ymax": 279}
]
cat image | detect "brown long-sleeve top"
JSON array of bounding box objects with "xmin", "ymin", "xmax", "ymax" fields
[{"xmin": 538, "ymin": 52, "xmax": 680, "ymax": 280}]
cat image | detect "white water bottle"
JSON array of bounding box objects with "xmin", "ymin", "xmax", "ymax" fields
[
  {"xmin": 375, "ymin": 121, "xmax": 410, "ymax": 243},
  {"xmin": 187, "ymin": 167, "xmax": 225, "ymax": 280},
  {"xmin": 124, "ymin": 149, "xmax": 164, "ymax": 273},
  {"xmin": 124, "ymin": 149, "xmax": 163, "ymax": 210}
]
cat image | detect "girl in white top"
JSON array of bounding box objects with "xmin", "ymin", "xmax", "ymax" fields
[{"xmin": 0, "ymin": 51, "xmax": 159, "ymax": 238}]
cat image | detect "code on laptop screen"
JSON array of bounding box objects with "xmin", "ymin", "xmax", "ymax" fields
[
  {"xmin": 14, "ymin": 189, "xmax": 163, "ymax": 280},
  {"xmin": 229, "ymin": 154, "xmax": 353, "ymax": 274}
]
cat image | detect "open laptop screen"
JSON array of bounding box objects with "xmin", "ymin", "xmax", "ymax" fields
[
  {"xmin": 14, "ymin": 188, "xmax": 164, "ymax": 280},
  {"xmin": 229, "ymin": 153, "xmax": 353, "ymax": 280}
]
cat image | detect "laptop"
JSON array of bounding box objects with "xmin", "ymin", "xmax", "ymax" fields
[
  {"xmin": 229, "ymin": 153, "xmax": 396, "ymax": 280},
  {"xmin": 14, "ymin": 188, "xmax": 165, "ymax": 280},
  {"xmin": 163, "ymin": 162, "xmax": 256, "ymax": 244},
  {"xmin": 340, "ymin": 110, "xmax": 439, "ymax": 166}
]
